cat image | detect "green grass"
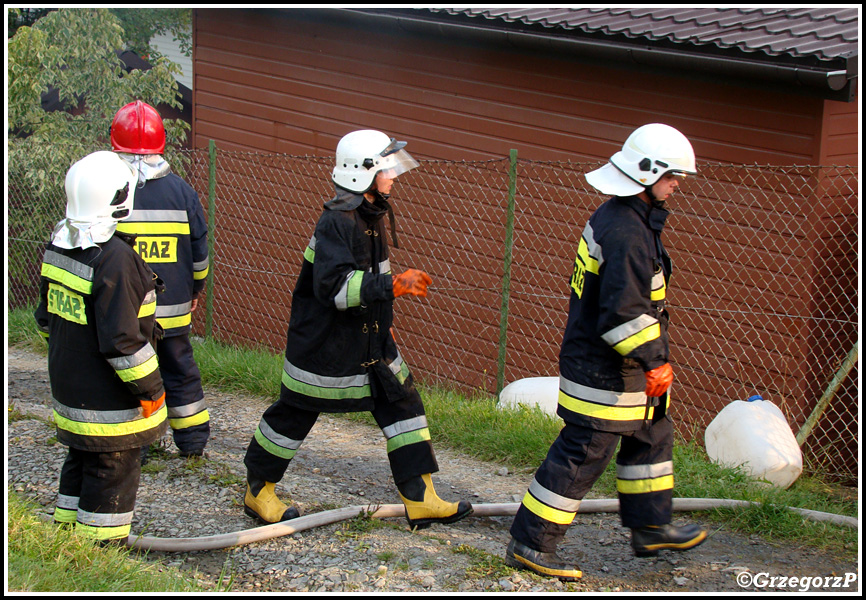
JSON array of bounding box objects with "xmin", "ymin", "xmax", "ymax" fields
[
  {"xmin": 6, "ymin": 306, "xmax": 859, "ymax": 591},
  {"xmin": 6, "ymin": 492, "xmax": 212, "ymax": 592}
]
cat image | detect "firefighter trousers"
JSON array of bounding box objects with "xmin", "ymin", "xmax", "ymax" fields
[
  {"xmin": 158, "ymin": 334, "xmax": 209, "ymax": 454},
  {"xmin": 53, "ymin": 447, "xmax": 141, "ymax": 542},
  {"xmin": 244, "ymin": 385, "xmax": 439, "ymax": 487},
  {"xmin": 510, "ymin": 414, "xmax": 674, "ymax": 553}
]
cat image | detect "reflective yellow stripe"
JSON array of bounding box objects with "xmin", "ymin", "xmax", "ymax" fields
[
  {"xmin": 114, "ymin": 354, "xmax": 159, "ymax": 383},
  {"xmin": 53, "ymin": 507, "xmax": 77, "ymax": 524},
  {"xmin": 193, "ymin": 265, "xmax": 209, "ymax": 280},
  {"xmin": 611, "ymin": 323, "xmax": 661, "ymax": 356},
  {"xmin": 157, "ymin": 313, "xmax": 192, "ymax": 330},
  {"xmin": 138, "ymin": 301, "xmax": 156, "ymax": 318},
  {"xmin": 386, "ymin": 428, "xmax": 431, "ymax": 453},
  {"xmin": 254, "ymin": 426, "xmax": 298, "ymax": 460},
  {"xmin": 170, "ymin": 409, "xmax": 210, "ymax": 430},
  {"xmin": 521, "ymin": 491, "xmax": 576, "ymax": 525},
  {"xmin": 76, "ymin": 522, "xmax": 131, "ymax": 541},
  {"xmin": 53, "ymin": 404, "xmax": 166, "ymax": 437},
  {"xmin": 617, "ymin": 474, "xmax": 675, "ymax": 495},
  {"xmin": 41, "ymin": 264, "xmax": 93, "ymax": 295},
  {"xmin": 116, "ymin": 222, "xmax": 190, "ymax": 235},
  {"xmin": 558, "ymin": 390, "xmax": 652, "ymax": 422}
]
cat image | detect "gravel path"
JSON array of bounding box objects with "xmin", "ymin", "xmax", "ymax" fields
[{"xmin": 7, "ymin": 347, "xmax": 859, "ymax": 593}]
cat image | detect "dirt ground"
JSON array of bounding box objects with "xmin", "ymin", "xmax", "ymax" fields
[{"xmin": 6, "ymin": 347, "xmax": 861, "ymax": 593}]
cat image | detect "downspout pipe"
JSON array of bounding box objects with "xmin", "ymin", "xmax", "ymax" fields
[{"xmin": 327, "ymin": 9, "xmax": 854, "ymax": 100}]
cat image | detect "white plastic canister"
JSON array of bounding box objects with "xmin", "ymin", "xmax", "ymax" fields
[
  {"xmin": 704, "ymin": 395, "xmax": 803, "ymax": 488},
  {"xmin": 498, "ymin": 377, "xmax": 560, "ymax": 416}
]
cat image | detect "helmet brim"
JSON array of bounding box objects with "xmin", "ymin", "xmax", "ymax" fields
[{"xmin": 585, "ymin": 163, "xmax": 645, "ymax": 196}]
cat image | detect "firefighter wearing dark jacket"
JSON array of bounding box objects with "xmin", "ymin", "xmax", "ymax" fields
[
  {"xmin": 111, "ymin": 101, "xmax": 211, "ymax": 457},
  {"xmin": 506, "ymin": 124, "xmax": 707, "ymax": 581},
  {"xmin": 243, "ymin": 129, "xmax": 473, "ymax": 529},
  {"xmin": 34, "ymin": 151, "xmax": 167, "ymax": 544}
]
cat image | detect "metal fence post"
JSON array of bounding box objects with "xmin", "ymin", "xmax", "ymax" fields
[
  {"xmin": 205, "ymin": 139, "xmax": 217, "ymax": 338},
  {"xmin": 496, "ymin": 149, "xmax": 518, "ymax": 397}
]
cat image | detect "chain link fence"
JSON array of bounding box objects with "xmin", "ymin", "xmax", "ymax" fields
[{"xmin": 7, "ymin": 147, "xmax": 859, "ymax": 483}]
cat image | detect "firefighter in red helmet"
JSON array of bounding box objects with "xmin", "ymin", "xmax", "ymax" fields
[{"xmin": 111, "ymin": 100, "xmax": 212, "ymax": 458}]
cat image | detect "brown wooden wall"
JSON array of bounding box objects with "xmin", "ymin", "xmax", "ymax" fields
[{"xmin": 190, "ymin": 9, "xmax": 858, "ymax": 468}]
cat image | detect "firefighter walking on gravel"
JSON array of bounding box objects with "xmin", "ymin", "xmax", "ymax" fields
[
  {"xmin": 242, "ymin": 129, "xmax": 473, "ymax": 529},
  {"xmin": 506, "ymin": 124, "xmax": 708, "ymax": 580},
  {"xmin": 35, "ymin": 151, "xmax": 168, "ymax": 544},
  {"xmin": 111, "ymin": 100, "xmax": 211, "ymax": 458}
]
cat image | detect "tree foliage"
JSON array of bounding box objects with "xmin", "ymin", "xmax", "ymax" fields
[{"xmin": 7, "ymin": 7, "xmax": 189, "ymax": 199}]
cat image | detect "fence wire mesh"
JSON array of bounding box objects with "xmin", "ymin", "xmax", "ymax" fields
[{"xmin": 7, "ymin": 148, "xmax": 859, "ymax": 483}]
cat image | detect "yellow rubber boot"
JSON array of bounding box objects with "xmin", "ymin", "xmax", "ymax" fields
[
  {"xmin": 244, "ymin": 480, "xmax": 301, "ymax": 524},
  {"xmin": 398, "ymin": 473, "xmax": 473, "ymax": 529}
]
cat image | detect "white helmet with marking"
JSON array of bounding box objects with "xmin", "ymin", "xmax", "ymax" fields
[
  {"xmin": 586, "ymin": 123, "xmax": 696, "ymax": 196},
  {"xmin": 332, "ymin": 129, "xmax": 419, "ymax": 193},
  {"xmin": 52, "ymin": 151, "xmax": 138, "ymax": 249}
]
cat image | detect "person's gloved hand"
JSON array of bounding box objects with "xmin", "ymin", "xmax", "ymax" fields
[
  {"xmin": 393, "ymin": 269, "xmax": 432, "ymax": 298},
  {"xmin": 645, "ymin": 363, "xmax": 673, "ymax": 397},
  {"xmin": 141, "ymin": 392, "xmax": 166, "ymax": 419}
]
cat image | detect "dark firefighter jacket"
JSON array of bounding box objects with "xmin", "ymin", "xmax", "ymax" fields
[
  {"xmin": 34, "ymin": 233, "xmax": 168, "ymax": 452},
  {"xmin": 115, "ymin": 173, "xmax": 209, "ymax": 337},
  {"xmin": 558, "ymin": 195, "xmax": 673, "ymax": 433},
  {"xmin": 280, "ymin": 187, "xmax": 413, "ymax": 413}
]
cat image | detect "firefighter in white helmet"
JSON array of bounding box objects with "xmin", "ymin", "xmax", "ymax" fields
[
  {"xmin": 506, "ymin": 124, "xmax": 706, "ymax": 580},
  {"xmin": 243, "ymin": 129, "xmax": 473, "ymax": 529},
  {"xmin": 35, "ymin": 151, "xmax": 167, "ymax": 544}
]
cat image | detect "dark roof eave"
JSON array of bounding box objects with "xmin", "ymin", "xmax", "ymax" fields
[{"xmin": 342, "ymin": 8, "xmax": 857, "ymax": 102}]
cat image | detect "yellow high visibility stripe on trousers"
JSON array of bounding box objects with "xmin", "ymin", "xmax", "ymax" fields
[{"xmin": 521, "ymin": 491, "xmax": 577, "ymax": 525}]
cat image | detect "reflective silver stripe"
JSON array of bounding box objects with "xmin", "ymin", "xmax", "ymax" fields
[
  {"xmin": 53, "ymin": 399, "xmax": 141, "ymax": 423},
  {"xmin": 528, "ymin": 478, "xmax": 582, "ymax": 513},
  {"xmin": 334, "ymin": 272, "xmax": 354, "ymax": 311},
  {"xmin": 57, "ymin": 494, "xmax": 79, "ymax": 510},
  {"xmin": 155, "ymin": 301, "xmax": 193, "ymax": 317},
  {"xmin": 308, "ymin": 235, "xmax": 317, "ymax": 252},
  {"xmin": 193, "ymin": 256, "xmax": 209, "ymax": 271},
  {"xmin": 387, "ymin": 354, "xmax": 404, "ymax": 376},
  {"xmin": 43, "ymin": 250, "xmax": 94, "ymax": 280},
  {"xmin": 382, "ymin": 415, "xmax": 428, "ymax": 440},
  {"xmin": 379, "ymin": 258, "xmax": 391, "ymax": 274},
  {"xmin": 559, "ymin": 376, "xmax": 647, "ymax": 407},
  {"xmin": 617, "ymin": 461, "xmax": 674, "ymax": 480},
  {"xmin": 77, "ymin": 508, "xmax": 135, "ymax": 527},
  {"xmin": 167, "ymin": 399, "xmax": 207, "ymax": 419},
  {"xmin": 258, "ymin": 419, "xmax": 304, "ymax": 450},
  {"xmin": 601, "ymin": 314, "xmax": 659, "ymax": 347},
  {"xmin": 651, "ymin": 271, "xmax": 665, "ymax": 293},
  {"xmin": 284, "ymin": 358, "xmax": 370, "ymax": 390},
  {"xmin": 583, "ymin": 222, "xmax": 604, "ymax": 268},
  {"xmin": 141, "ymin": 289, "xmax": 157, "ymax": 305},
  {"xmin": 126, "ymin": 209, "xmax": 189, "ymax": 222},
  {"xmin": 106, "ymin": 344, "xmax": 156, "ymax": 372}
]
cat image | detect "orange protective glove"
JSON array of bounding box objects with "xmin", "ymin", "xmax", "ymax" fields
[
  {"xmin": 393, "ymin": 269, "xmax": 432, "ymax": 298},
  {"xmin": 645, "ymin": 363, "xmax": 674, "ymax": 397},
  {"xmin": 141, "ymin": 392, "xmax": 166, "ymax": 419}
]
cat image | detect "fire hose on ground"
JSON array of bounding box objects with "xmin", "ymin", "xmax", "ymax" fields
[{"xmin": 127, "ymin": 498, "xmax": 857, "ymax": 553}]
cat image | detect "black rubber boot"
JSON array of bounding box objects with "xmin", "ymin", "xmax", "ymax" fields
[
  {"xmin": 631, "ymin": 523, "xmax": 707, "ymax": 557},
  {"xmin": 505, "ymin": 538, "xmax": 582, "ymax": 581}
]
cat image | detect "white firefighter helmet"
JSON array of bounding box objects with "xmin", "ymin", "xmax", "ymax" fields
[
  {"xmin": 586, "ymin": 123, "xmax": 697, "ymax": 196},
  {"xmin": 52, "ymin": 151, "xmax": 138, "ymax": 248},
  {"xmin": 332, "ymin": 129, "xmax": 419, "ymax": 193}
]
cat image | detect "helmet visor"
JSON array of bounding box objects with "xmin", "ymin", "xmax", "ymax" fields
[{"xmin": 377, "ymin": 147, "xmax": 419, "ymax": 180}]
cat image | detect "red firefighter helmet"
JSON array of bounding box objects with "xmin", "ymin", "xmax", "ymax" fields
[{"xmin": 110, "ymin": 100, "xmax": 166, "ymax": 154}]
